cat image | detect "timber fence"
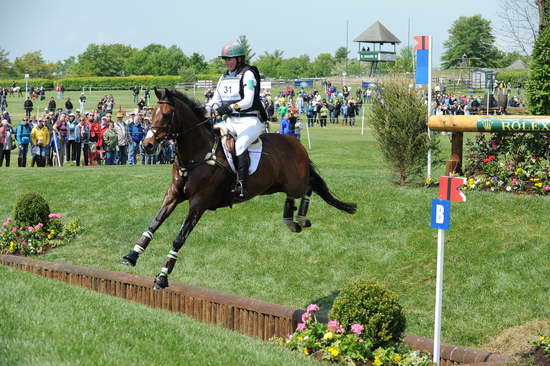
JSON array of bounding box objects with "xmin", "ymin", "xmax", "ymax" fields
[{"xmin": 1, "ymin": 255, "xmax": 512, "ymax": 365}]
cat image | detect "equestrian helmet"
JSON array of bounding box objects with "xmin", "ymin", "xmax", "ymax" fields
[{"xmin": 220, "ymin": 40, "xmax": 245, "ymax": 58}]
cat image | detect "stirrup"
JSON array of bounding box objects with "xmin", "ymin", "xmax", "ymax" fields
[{"xmin": 232, "ymin": 180, "xmax": 246, "ymax": 200}]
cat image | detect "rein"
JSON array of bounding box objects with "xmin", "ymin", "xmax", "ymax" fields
[{"xmin": 155, "ymin": 99, "xmax": 234, "ymax": 178}]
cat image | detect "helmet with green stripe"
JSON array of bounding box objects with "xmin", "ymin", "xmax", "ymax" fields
[{"xmin": 220, "ymin": 40, "xmax": 245, "ymax": 58}]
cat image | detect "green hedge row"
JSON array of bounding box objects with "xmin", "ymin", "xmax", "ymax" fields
[
  {"xmin": 0, "ymin": 75, "xmax": 219, "ymax": 90},
  {"xmin": 496, "ymin": 71, "xmax": 529, "ymax": 86}
]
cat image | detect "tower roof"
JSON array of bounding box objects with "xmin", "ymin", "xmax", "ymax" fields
[{"xmin": 353, "ymin": 21, "xmax": 401, "ymax": 44}]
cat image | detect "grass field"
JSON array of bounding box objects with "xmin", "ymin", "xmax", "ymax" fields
[{"xmin": 1, "ymin": 90, "xmax": 549, "ymax": 363}]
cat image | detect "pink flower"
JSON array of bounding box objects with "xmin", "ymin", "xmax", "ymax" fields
[
  {"xmin": 22, "ymin": 241, "xmax": 28, "ymax": 246},
  {"xmin": 286, "ymin": 333, "xmax": 293, "ymax": 340},
  {"xmin": 301, "ymin": 312, "xmax": 311, "ymax": 323},
  {"xmin": 508, "ymin": 161, "xmax": 516, "ymax": 166},
  {"xmin": 350, "ymin": 324, "xmax": 363, "ymax": 335},
  {"xmin": 7, "ymin": 217, "xmax": 12, "ymax": 221},
  {"xmin": 306, "ymin": 304, "xmax": 320, "ymax": 313},
  {"xmin": 544, "ymin": 186, "xmax": 550, "ymax": 192},
  {"xmin": 27, "ymin": 226, "xmax": 34, "ymax": 232},
  {"xmin": 328, "ymin": 320, "xmax": 344, "ymax": 333},
  {"xmin": 48, "ymin": 213, "xmax": 62, "ymax": 219},
  {"xmin": 512, "ymin": 178, "xmax": 518, "ymax": 185},
  {"xmin": 2, "ymin": 221, "xmax": 8, "ymax": 226},
  {"xmin": 296, "ymin": 323, "xmax": 306, "ymax": 331},
  {"xmin": 12, "ymin": 227, "xmax": 17, "ymax": 232},
  {"xmin": 34, "ymin": 223, "xmax": 44, "ymax": 230}
]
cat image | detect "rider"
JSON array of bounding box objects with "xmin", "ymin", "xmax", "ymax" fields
[{"xmin": 207, "ymin": 40, "xmax": 265, "ymax": 200}]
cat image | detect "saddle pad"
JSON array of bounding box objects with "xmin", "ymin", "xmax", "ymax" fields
[{"xmin": 221, "ymin": 138, "xmax": 263, "ymax": 175}]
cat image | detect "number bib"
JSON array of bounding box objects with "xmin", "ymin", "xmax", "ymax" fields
[{"xmin": 216, "ymin": 76, "xmax": 241, "ymax": 104}]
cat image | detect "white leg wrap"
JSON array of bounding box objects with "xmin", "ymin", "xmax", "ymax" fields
[
  {"xmin": 142, "ymin": 231, "xmax": 153, "ymax": 240},
  {"xmin": 160, "ymin": 267, "xmax": 169, "ymax": 276},
  {"xmin": 167, "ymin": 250, "xmax": 179, "ymax": 260},
  {"xmin": 133, "ymin": 245, "xmax": 145, "ymax": 254}
]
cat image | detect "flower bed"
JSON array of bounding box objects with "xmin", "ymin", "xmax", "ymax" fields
[
  {"xmin": 0, "ymin": 214, "xmax": 81, "ymax": 255},
  {"xmin": 279, "ymin": 304, "xmax": 430, "ymax": 366},
  {"xmin": 532, "ymin": 335, "xmax": 550, "ymax": 366},
  {"xmin": 463, "ymin": 133, "xmax": 550, "ymax": 195}
]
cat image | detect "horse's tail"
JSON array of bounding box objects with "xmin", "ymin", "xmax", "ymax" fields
[{"xmin": 309, "ymin": 161, "xmax": 357, "ymax": 214}]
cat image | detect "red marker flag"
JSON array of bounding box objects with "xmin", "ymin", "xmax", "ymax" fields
[
  {"xmin": 438, "ymin": 176, "xmax": 467, "ymax": 202},
  {"xmin": 414, "ymin": 36, "xmax": 430, "ymax": 50}
]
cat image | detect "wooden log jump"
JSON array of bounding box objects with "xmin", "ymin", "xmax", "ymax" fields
[
  {"xmin": 428, "ymin": 115, "xmax": 550, "ymax": 175},
  {"xmin": 1, "ymin": 255, "xmax": 511, "ymax": 365}
]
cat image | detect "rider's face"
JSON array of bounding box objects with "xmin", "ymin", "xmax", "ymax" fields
[{"xmin": 224, "ymin": 57, "xmax": 237, "ymax": 72}]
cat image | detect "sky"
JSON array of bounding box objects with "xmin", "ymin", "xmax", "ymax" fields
[{"xmin": 3, "ymin": 0, "xmax": 506, "ymax": 68}]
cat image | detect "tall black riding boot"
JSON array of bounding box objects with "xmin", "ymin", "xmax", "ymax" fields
[{"xmin": 234, "ymin": 150, "xmax": 250, "ymax": 200}]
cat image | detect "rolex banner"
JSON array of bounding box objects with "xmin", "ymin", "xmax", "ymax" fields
[{"xmin": 477, "ymin": 118, "xmax": 550, "ymax": 132}]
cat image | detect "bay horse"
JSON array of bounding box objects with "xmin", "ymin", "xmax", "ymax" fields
[{"xmin": 121, "ymin": 88, "xmax": 357, "ymax": 290}]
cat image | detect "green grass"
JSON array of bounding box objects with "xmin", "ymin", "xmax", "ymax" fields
[
  {"xmin": 0, "ymin": 265, "xmax": 318, "ymax": 366},
  {"xmin": 1, "ymin": 91, "xmax": 549, "ymax": 360}
]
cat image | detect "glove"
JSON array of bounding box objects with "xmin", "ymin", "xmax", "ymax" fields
[{"xmin": 215, "ymin": 104, "xmax": 232, "ymax": 117}]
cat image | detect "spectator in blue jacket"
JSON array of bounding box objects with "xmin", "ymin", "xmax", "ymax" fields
[
  {"xmin": 127, "ymin": 113, "xmax": 144, "ymax": 165},
  {"xmin": 279, "ymin": 114, "xmax": 293, "ymax": 136},
  {"xmin": 15, "ymin": 117, "xmax": 32, "ymax": 167}
]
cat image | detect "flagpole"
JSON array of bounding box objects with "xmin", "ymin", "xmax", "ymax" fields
[{"xmin": 427, "ymin": 35, "xmax": 433, "ymax": 181}]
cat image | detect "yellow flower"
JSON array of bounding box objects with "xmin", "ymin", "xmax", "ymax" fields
[
  {"xmin": 535, "ymin": 182, "xmax": 543, "ymax": 188},
  {"xmin": 323, "ymin": 332, "xmax": 334, "ymax": 340},
  {"xmin": 531, "ymin": 178, "xmax": 540, "ymax": 182},
  {"xmin": 539, "ymin": 336, "xmax": 545, "ymax": 342},
  {"xmin": 327, "ymin": 347, "xmax": 339, "ymax": 357},
  {"xmin": 8, "ymin": 241, "xmax": 16, "ymax": 253},
  {"xmin": 394, "ymin": 354, "xmax": 401, "ymax": 363},
  {"xmin": 303, "ymin": 347, "xmax": 309, "ymax": 355},
  {"xmin": 515, "ymin": 168, "xmax": 523, "ymax": 174},
  {"xmin": 374, "ymin": 356, "xmax": 382, "ymax": 366},
  {"xmin": 47, "ymin": 234, "xmax": 52, "ymax": 239},
  {"xmin": 485, "ymin": 181, "xmax": 491, "ymax": 186},
  {"xmin": 296, "ymin": 336, "xmax": 303, "ymax": 341}
]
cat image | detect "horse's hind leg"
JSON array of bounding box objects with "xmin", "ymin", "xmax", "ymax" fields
[
  {"xmin": 122, "ymin": 187, "xmax": 185, "ymax": 266},
  {"xmin": 297, "ymin": 190, "xmax": 313, "ymax": 228},
  {"xmin": 283, "ymin": 196, "xmax": 302, "ymax": 233}
]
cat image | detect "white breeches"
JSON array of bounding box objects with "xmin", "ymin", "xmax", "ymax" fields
[{"xmin": 218, "ymin": 116, "xmax": 263, "ymax": 156}]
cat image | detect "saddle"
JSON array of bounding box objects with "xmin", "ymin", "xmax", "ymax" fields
[{"xmin": 213, "ymin": 125, "xmax": 263, "ymax": 175}]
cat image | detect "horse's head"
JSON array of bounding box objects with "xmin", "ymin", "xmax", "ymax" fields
[{"xmin": 142, "ymin": 88, "xmax": 179, "ymax": 154}]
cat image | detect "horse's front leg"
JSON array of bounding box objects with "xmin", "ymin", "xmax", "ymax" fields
[
  {"xmin": 122, "ymin": 186, "xmax": 186, "ymax": 266},
  {"xmin": 153, "ymin": 206, "xmax": 204, "ymax": 290}
]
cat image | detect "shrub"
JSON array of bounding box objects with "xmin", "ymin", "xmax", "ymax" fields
[
  {"xmin": 329, "ymin": 280, "xmax": 406, "ymax": 349},
  {"xmin": 13, "ymin": 193, "xmax": 50, "ymax": 227},
  {"xmin": 367, "ymin": 78, "xmax": 441, "ymax": 185},
  {"xmin": 526, "ymin": 26, "xmax": 550, "ymax": 115}
]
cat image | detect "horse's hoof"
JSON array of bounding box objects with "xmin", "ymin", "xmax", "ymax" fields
[
  {"xmin": 121, "ymin": 251, "xmax": 138, "ymax": 266},
  {"xmin": 153, "ymin": 275, "xmax": 168, "ymax": 290},
  {"xmin": 287, "ymin": 222, "xmax": 302, "ymax": 233},
  {"xmin": 298, "ymin": 219, "xmax": 312, "ymax": 228}
]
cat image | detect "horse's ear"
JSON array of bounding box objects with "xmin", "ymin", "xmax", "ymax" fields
[
  {"xmin": 154, "ymin": 87, "xmax": 162, "ymax": 100},
  {"xmin": 164, "ymin": 88, "xmax": 171, "ymax": 98}
]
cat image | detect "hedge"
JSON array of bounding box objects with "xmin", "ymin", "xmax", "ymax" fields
[
  {"xmin": 1, "ymin": 74, "xmax": 224, "ymax": 91},
  {"xmin": 496, "ymin": 71, "xmax": 529, "ymax": 87}
]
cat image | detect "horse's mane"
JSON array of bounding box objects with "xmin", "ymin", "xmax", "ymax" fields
[{"xmin": 168, "ymin": 89, "xmax": 208, "ymax": 125}]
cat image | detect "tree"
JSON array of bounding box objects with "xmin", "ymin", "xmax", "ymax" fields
[
  {"xmin": 54, "ymin": 56, "xmax": 77, "ymax": 77},
  {"xmin": 75, "ymin": 43, "xmax": 136, "ymax": 76},
  {"xmin": 367, "ymin": 78, "xmax": 440, "ymax": 185},
  {"xmin": 498, "ymin": 0, "xmax": 540, "ymax": 56},
  {"xmin": 188, "ymin": 52, "xmax": 208, "ymax": 74},
  {"xmin": 0, "ymin": 47, "xmax": 11, "ymax": 77},
  {"xmin": 124, "ymin": 44, "xmax": 188, "ymax": 76},
  {"xmin": 238, "ymin": 35, "xmax": 255, "ymax": 62},
  {"xmin": 441, "ymin": 15, "xmax": 503, "ymax": 69},
  {"xmin": 207, "ymin": 57, "xmax": 226, "ymax": 74},
  {"xmin": 13, "ymin": 51, "xmax": 55, "ymax": 78},
  {"xmin": 277, "ymin": 55, "xmax": 311, "ymax": 78},
  {"xmin": 309, "ymin": 53, "xmax": 336, "ymax": 77},
  {"xmin": 526, "ymin": 25, "xmax": 550, "ymax": 114},
  {"xmin": 254, "ymin": 50, "xmax": 284, "ymax": 78},
  {"xmin": 334, "ymin": 47, "xmax": 350, "ymax": 63}
]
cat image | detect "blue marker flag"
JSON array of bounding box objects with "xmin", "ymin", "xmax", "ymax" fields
[
  {"xmin": 431, "ymin": 199, "xmax": 451, "ymax": 230},
  {"xmin": 416, "ymin": 49, "xmax": 429, "ymax": 85}
]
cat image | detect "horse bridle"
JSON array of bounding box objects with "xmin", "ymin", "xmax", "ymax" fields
[{"xmin": 153, "ymin": 99, "xmax": 211, "ymax": 140}]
